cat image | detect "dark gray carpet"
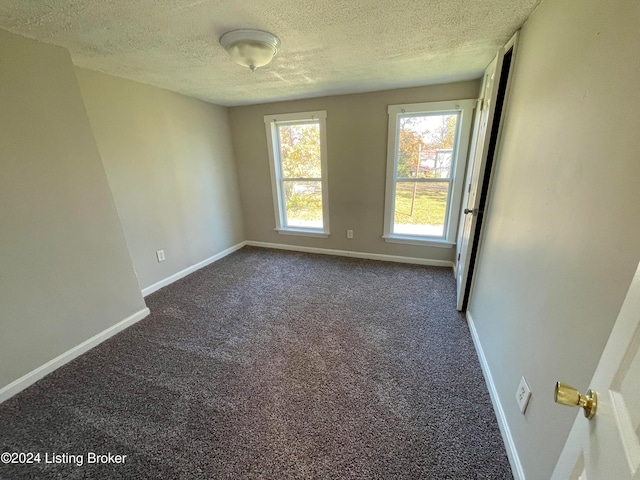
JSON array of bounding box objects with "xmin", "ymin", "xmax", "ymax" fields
[{"xmin": 0, "ymin": 246, "xmax": 513, "ymax": 479}]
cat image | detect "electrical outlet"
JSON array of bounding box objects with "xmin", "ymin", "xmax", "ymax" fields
[
  {"xmin": 156, "ymin": 249, "xmax": 165, "ymax": 262},
  {"xmin": 515, "ymin": 376, "xmax": 532, "ymax": 414},
  {"xmin": 346, "ymin": 229, "xmax": 353, "ymax": 239}
]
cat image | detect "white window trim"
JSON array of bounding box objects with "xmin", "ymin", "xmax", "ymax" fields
[
  {"xmin": 382, "ymin": 99, "xmax": 476, "ymax": 247},
  {"xmin": 264, "ymin": 110, "xmax": 330, "ymax": 237}
]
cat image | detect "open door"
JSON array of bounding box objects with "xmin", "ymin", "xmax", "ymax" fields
[
  {"xmin": 552, "ymin": 261, "xmax": 640, "ymax": 479},
  {"xmin": 455, "ymin": 33, "xmax": 518, "ymax": 311},
  {"xmin": 454, "ymin": 52, "xmax": 501, "ymax": 310}
]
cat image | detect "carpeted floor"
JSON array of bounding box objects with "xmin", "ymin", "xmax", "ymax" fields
[{"xmin": 0, "ymin": 247, "xmax": 513, "ymax": 479}]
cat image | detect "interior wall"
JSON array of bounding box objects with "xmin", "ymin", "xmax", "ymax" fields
[
  {"xmin": 0, "ymin": 30, "xmax": 147, "ymax": 391},
  {"xmin": 75, "ymin": 69, "xmax": 245, "ymax": 291},
  {"xmin": 468, "ymin": 0, "xmax": 640, "ymax": 477},
  {"xmin": 229, "ymin": 81, "xmax": 480, "ymax": 263}
]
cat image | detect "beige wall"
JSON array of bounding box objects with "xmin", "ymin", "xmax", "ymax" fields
[
  {"xmin": 0, "ymin": 30, "xmax": 147, "ymax": 390},
  {"xmin": 75, "ymin": 69, "xmax": 245, "ymax": 291},
  {"xmin": 229, "ymin": 82, "xmax": 480, "ymax": 262},
  {"xmin": 468, "ymin": 0, "xmax": 640, "ymax": 478}
]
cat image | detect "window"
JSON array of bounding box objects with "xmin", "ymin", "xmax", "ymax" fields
[
  {"xmin": 264, "ymin": 111, "xmax": 329, "ymax": 237},
  {"xmin": 383, "ymin": 100, "xmax": 475, "ymax": 247}
]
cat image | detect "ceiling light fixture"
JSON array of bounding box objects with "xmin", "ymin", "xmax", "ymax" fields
[{"xmin": 219, "ymin": 29, "xmax": 281, "ymax": 72}]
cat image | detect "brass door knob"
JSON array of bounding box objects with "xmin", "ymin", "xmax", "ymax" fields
[{"xmin": 554, "ymin": 382, "xmax": 597, "ymax": 420}]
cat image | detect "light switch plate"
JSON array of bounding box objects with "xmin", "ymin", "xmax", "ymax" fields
[{"xmin": 516, "ymin": 376, "xmax": 532, "ymax": 414}]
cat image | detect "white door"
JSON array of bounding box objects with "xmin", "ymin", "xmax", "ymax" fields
[
  {"xmin": 552, "ymin": 261, "xmax": 640, "ymax": 479},
  {"xmin": 455, "ymin": 50, "xmax": 503, "ymax": 310}
]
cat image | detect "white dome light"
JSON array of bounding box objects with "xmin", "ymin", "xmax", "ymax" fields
[{"xmin": 219, "ymin": 29, "xmax": 281, "ymax": 72}]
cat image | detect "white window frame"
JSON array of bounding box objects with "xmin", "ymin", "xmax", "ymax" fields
[
  {"xmin": 383, "ymin": 100, "xmax": 475, "ymax": 248},
  {"xmin": 264, "ymin": 110, "xmax": 330, "ymax": 238}
]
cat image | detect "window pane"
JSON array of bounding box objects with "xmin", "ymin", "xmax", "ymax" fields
[
  {"xmin": 397, "ymin": 113, "xmax": 458, "ymax": 179},
  {"xmin": 283, "ymin": 180, "xmax": 323, "ymax": 229},
  {"xmin": 393, "ymin": 182, "xmax": 449, "ymax": 237},
  {"xmin": 278, "ymin": 123, "xmax": 321, "ymax": 178}
]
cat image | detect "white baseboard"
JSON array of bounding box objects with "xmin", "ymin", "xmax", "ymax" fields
[
  {"xmin": 0, "ymin": 307, "xmax": 150, "ymax": 404},
  {"xmin": 466, "ymin": 311, "xmax": 525, "ymax": 480},
  {"xmin": 142, "ymin": 241, "xmax": 247, "ymax": 297},
  {"xmin": 245, "ymin": 241, "xmax": 454, "ymax": 268}
]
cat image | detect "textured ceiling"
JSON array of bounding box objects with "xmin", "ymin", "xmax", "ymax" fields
[{"xmin": 0, "ymin": 0, "xmax": 541, "ymax": 106}]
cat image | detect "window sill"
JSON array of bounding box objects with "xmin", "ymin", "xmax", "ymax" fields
[
  {"xmin": 276, "ymin": 228, "xmax": 330, "ymax": 239},
  {"xmin": 382, "ymin": 235, "xmax": 454, "ymax": 248}
]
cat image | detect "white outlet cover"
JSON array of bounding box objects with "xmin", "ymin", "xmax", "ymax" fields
[
  {"xmin": 156, "ymin": 250, "xmax": 165, "ymax": 262},
  {"xmin": 515, "ymin": 376, "xmax": 532, "ymax": 414}
]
